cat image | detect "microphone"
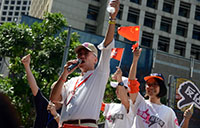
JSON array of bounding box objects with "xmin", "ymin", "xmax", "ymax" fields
[{"xmin": 67, "ymin": 59, "xmax": 82, "ymax": 71}]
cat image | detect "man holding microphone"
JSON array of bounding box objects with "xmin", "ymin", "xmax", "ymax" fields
[{"xmin": 50, "ymin": 0, "xmax": 120, "ymax": 127}]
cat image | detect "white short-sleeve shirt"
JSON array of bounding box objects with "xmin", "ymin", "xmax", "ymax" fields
[
  {"xmin": 103, "ymin": 100, "xmax": 134, "ymax": 128},
  {"xmin": 131, "ymin": 93, "xmax": 180, "ymax": 128},
  {"xmin": 60, "ymin": 40, "xmax": 114, "ymax": 124}
]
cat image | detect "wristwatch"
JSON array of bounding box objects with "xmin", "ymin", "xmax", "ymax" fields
[
  {"xmin": 54, "ymin": 113, "xmax": 60, "ymax": 119},
  {"xmin": 118, "ymin": 82, "xmax": 124, "ymax": 86}
]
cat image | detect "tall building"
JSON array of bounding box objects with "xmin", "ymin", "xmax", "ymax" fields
[
  {"xmin": 29, "ymin": 0, "xmax": 52, "ymax": 19},
  {"xmin": 0, "ymin": 0, "xmax": 31, "ymax": 24},
  {"xmin": 0, "ymin": 0, "xmax": 31, "ymax": 76}
]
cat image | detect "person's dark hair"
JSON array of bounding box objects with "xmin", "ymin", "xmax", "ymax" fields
[
  {"xmin": 0, "ymin": 92, "xmax": 21, "ymax": 127},
  {"xmin": 155, "ymin": 78, "xmax": 167, "ymax": 98}
]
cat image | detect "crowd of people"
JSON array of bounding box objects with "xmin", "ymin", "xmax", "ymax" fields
[{"xmin": 1, "ymin": 0, "xmax": 194, "ymax": 127}]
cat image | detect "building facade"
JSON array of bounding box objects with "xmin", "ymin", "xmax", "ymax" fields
[
  {"xmin": 0, "ymin": 0, "xmax": 31, "ymax": 24},
  {"xmin": 29, "ymin": 0, "xmax": 52, "ymax": 19}
]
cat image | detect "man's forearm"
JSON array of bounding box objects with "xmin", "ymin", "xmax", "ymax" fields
[
  {"xmin": 104, "ymin": 23, "xmax": 115, "ymax": 47},
  {"xmin": 50, "ymin": 74, "xmax": 66, "ymax": 101},
  {"xmin": 25, "ymin": 66, "xmax": 38, "ymax": 96}
]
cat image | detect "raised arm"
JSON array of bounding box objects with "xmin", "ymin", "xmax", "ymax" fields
[
  {"xmin": 128, "ymin": 48, "xmax": 142, "ymax": 104},
  {"xmin": 104, "ymin": 0, "xmax": 120, "ymax": 47},
  {"xmin": 21, "ymin": 54, "xmax": 38, "ymax": 96},
  {"xmin": 112, "ymin": 67, "xmax": 130, "ymax": 112}
]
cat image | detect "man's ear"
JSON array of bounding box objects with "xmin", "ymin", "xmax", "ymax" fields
[{"xmin": 94, "ymin": 57, "xmax": 98, "ymax": 64}]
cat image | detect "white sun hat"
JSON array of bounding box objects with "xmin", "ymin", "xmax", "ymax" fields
[{"xmin": 110, "ymin": 76, "xmax": 129, "ymax": 88}]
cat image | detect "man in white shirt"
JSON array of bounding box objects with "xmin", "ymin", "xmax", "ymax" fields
[{"xmin": 50, "ymin": 0, "xmax": 120, "ymax": 127}]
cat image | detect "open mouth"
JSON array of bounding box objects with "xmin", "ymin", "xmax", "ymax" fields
[{"xmin": 81, "ymin": 60, "xmax": 85, "ymax": 64}]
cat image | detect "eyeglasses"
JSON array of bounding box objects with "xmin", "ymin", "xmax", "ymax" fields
[
  {"xmin": 77, "ymin": 50, "xmax": 90, "ymax": 57},
  {"xmin": 146, "ymin": 82, "xmax": 159, "ymax": 87}
]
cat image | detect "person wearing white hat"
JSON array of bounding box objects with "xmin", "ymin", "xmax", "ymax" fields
[
  {"xmin": 50, "ymin": 0, "xmax": 120, "ymax": 127},
  {"xmin": 101, "ymin": 67, "xmax": 134, "ymax": 128}
]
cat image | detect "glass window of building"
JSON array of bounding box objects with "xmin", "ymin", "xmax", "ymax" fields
[
  {"xmin": 23, "ymin": 1, "xmax": 28, "ymax": 5},
  {"xmin": 85, "ymin": 24, "xmax": 97, "ymax": 34},
  {"xmin": 141, "ymin": 31, "xmax": 154, "ymax": 48},
  {"xmin": 179, "ymin": 1, "xmax": 191, "ymax": 18},
  {"xmin": 144, "ymin": 12, "xmax": 156, "ymax": 29},
  {"xmin": 1, "ymin": 17, "xmax": 6, "ymax": 21},
  {"xmin": 17, "ymin": 1, "xmax": 21, "ymax": 5},
  {"xmin": 176, "ymin": 21, "xmax": 188, "ymax": 37},
  {"xmin": 158, "ymin": 36, "xmax": 170, "ymax": 52},
  {"xmin": 10, "ymin": 6, "xmax": 14, "ymax": 10},
  {"xmin": 191, "ymin": 44, "xmax": 200, "ymax": 60},
  {"xmin": 21, "ymin": 12, "xmax": 25, "ymax": 15},
  {"xmin": 3, "ymin": 6, "xmax": 8, "ymax": 10},
  {"xmin": 146, "ymin": 0, "xmax": 158, "ymax": 9},
  {"xmin": 22, "ymin": 6, "xmax": 26, "ymax": 10},
  {"xmin": 16, "ymin": 6, "xmax": 20, "ymax": 10},
  {"xmin": 192, "ymin": 25, "xmax": 200, "ymax": 41},
  {"xmin": 8, "ymin": 12, "xmax": 13, "ymax": 16},
  {"xmin": 13, "ymin": 17, "xmax": 18, "ymax": 23},
  {"xmin": 2, "ymin": 11, "xmax": 7, "ymax": 15},
  {"xmin": 7, "ymin": 17, "xmax": 12, "ymax": 21},
  {"xmin": 160, "ymin": 16, "xmax": 172, "ymax": 33},
  {"xmin": 11, "ymin": 1, "xmax": 15, "ymax": 4},
  {"xmin": 195, "ymin": 5, "xmax": 200, "ymax": 21},
  {"xmin": 163, "ymin": 0, "xmax": 174, "ymax": 14},
  {"xmin": 127, "ymin": 7, "xmax": 140, "ymax": 24},
  {"xmin": 130, "ymin": 0, "xmax": 141, "ymax": 5},
  {"xmin": 116, "ymin": 4, "xmax": 124, "ymax": 20},
  {"xmin": 15, "ymin": 12, "xmax": 19, "ymax": 16},
  {"xmin": 174, "ymin": 40, "xmax": 186, "ymax": 57},
  {"xmin": 87, "ymin": 5, "xmax": 99, "ymax": 21},
  {"xmin": 5, "ymin": 0, "xmax": 9, "ymax": 4}
]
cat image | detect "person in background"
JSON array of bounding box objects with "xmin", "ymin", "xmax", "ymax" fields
[
  {"xmin": 21, "ymin": 54, "xmax": 59, "ymax": 128},
  {"xmin": 50, "ymin": 0, "xmax": 120, "ymax": 127},
  {"xmin": 0, "ymin": 92, "xmax": 21, "ymax": 128},
  {"xmin": 101, "ymin": 67, "xmax": 134, "ymax": 128}
]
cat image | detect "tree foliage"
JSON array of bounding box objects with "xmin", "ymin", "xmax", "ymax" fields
[{"xmin": 0, "ymin": 13, "xmax": 80, "ymax": 127}]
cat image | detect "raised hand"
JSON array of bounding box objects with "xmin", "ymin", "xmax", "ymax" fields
[
  {"xmin": 109, "ymin": 0, "xmax": 120, "ymax": 19},
  {"xmin": 112, "ymin": 67, "xmax": 122, "ymax": 83},
  {"xmin": 47, "ymin": 101, "xmax": 57, "ymax": 117},
  {"xmin": 133, "ymin": 48, "xmax": 142, "ymax": 60},
  {"xmin": 21, "ymin": 54, "xmax": 31, "ymax": 67}
]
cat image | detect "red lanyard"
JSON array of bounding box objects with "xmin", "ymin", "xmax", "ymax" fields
[
  {"xmin": 64, "ymin": 73, "xmax": 93, "ymax": 106},
  {"xmin": 72, "ymin": 73, "xmax": 93, "ymax": 94}
]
